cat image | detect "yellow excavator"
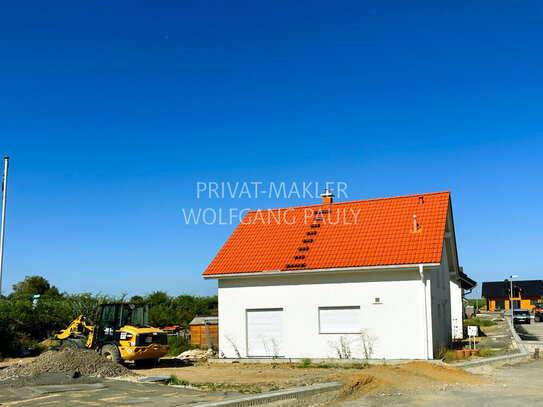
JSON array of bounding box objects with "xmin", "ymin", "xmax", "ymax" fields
[{"xmin": 55, "ymin": 303, "xmax": 170, "ymax": 366}]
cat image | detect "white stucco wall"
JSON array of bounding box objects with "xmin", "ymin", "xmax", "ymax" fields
[
  {"xmin": 450, "ymin": 279, "xmax": 463, "ymax": 339},
  {"xmin": 216, "ymin": 267, "xmax": 439, "ymax": 360},
  {"xmin": 428, "ymin": 244, "xmax": 453, "ymax": 355}
]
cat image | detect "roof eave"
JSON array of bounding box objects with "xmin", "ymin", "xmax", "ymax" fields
[{"xmin": 203, "ymin": 262, "xmax": 441, "ymax": 279}]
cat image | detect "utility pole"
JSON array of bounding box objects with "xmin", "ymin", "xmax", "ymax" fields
[
  {"xmin": 510, "ymin": 274, "xmax": 518, "ymax": 320},
  {"xmin": 0, "ymin": 156, "xmax": 9, "ymax": 297}
]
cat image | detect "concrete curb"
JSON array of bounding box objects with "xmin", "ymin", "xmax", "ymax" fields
[
  {"xmin": 196, "ymin": 382, "xmax": 343, "ymax": 407},
  {"xmin": 456, "ymin": 316, "xmax": 530, "ymax": 370},
  {"xmin": 454, "ymin": 351, "xmax": 530, "ymax": 369}
]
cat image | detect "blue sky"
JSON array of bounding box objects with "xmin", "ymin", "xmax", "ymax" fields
[{"xmin": 0, "ymin": 1, "xmax": 542, "ymax": 297}]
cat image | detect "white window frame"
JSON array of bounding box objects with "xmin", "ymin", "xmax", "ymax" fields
[{"xmin": 318, "ymin": 306, "xmax": 361, "ymax": 334}]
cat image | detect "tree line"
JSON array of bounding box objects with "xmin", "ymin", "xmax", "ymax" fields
[{"xmin": 0, "ymin": 276, "xmax": 217, "ymax": 357}]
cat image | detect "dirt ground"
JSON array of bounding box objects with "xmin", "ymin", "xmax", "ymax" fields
[
  {"xmin": 2, "ymin": 356, "xmax": 541, "ymax": 406},
  {"xmin": 335, "ymin": 359, "xmax": 543, "ymax": 406},
  {"xmin": 332, "ymin": 361, "xmax": 485, "ymax": 402},
  {"xmin": 0, "ymin": 357, "xmax": 35, "ymax": 369},
  {"xmin": 124, "ymin": 359, "xmax": 484, "ymax": 395}
]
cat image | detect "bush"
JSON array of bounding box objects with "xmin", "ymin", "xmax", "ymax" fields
[
  {"xmin": 463, "ymin": 317, "xmax": 495, "ymax": 327},
  {"xmin": 466, "ymin": 299, "xmax": 485, "ymax": 309},
  {"xmin": 167, "ymin": 335, "xmax": 193, "ymax": 356}
]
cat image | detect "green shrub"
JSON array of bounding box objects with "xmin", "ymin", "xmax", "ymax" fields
[
  {"xmin": 463, "ymin": 317, "xmax": 495, "ymax": 327},
  {"xmin": 466, "ymin": 299, "xmax": 485, "ymax": 309},
  {"xmin": 301, "ymin": 358, "xmax": 312, "ymax": 367},
  {"xmin": 443, "ymin": 350, "xmax": 463, "ymax": 363},
  {"xmin": 169, "ymin": 375, "xmax": 191, "ymax": 386},
  {"xmin": 167, "ymin": 335, "xmax": 193, "ymax": 356}
]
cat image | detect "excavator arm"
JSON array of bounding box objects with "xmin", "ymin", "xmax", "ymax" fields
[{"xmin": 55, "ymin": 315, "xmax": 96, "ymax": 348}]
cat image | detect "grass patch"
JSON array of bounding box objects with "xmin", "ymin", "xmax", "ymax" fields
[
  {"xmin": 442, "ymin": 350, "xmax": 463, "ymax": 364},
  {"xmin": 463, "ymin": 317, "xmax": 496, "ymax": 327},
  {"xmin": 477, "ymin": 347, "xmax": 495, "ymax": 357},
  {"xmin": 169, "ymin": 375, "xmax": 262, "ymax": 393}
]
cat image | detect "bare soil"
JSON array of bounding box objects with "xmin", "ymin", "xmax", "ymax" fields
[
  {"xmin": 137, "ymin": 360, "xmax": 483, "ymax": 394},
  {"xmin": 333, "ymin": 361, "xmax": 485, "ymax": 401}
]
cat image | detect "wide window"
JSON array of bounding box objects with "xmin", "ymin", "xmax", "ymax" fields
[{"xmin": 319, "ymin": 306, "xmax": 361, "ymax": 334}]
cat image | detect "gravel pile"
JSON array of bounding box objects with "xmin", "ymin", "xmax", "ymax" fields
[{"xmin": 0, "ymin": 349, "xmax": 134, "ymax": 380}]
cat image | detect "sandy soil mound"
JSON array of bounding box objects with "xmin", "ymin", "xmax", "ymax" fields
[
  {"xmin": 335, "ymin": 361, "xmax": 486, "ymax": 401},
  {"xmin": 0, "ymin": 349, "xmax": 134, "ymax": 380},
  {"xmin": 399, "ymin": 361, "xmax": 485, "ymax": 383}
]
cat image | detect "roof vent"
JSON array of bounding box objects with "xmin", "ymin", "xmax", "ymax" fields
[
  {"xmin": 411, "ymin": 214, "xmax": 422, "ymax": 233},
  {"xmin": 321, "ymin": 188, "xmax": 334, "ymax": 204},
  {"xmin": 419, "ymin": 195, "xmax": 425, "ymax": 205}
]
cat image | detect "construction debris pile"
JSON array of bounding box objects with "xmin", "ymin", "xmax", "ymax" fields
[
  {"xmin": 0, "ymin": 349, "xmax": 134, "ymax": 380},
  {"xmin": 176, "ymin": 349, "xmax": 215, "ymax": 362}
]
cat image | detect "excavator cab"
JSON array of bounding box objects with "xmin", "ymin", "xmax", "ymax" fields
[{"xmin": 96, "ymin": 303, "xmax": 149, "ymax": 342}]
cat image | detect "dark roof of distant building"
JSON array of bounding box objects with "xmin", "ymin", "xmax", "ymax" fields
[{"xmin": 482, "ymin": 280, "xmax": 543, "ymax": 298}]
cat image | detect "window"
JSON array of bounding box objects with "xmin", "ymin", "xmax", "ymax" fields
[
  {"xmin": 493, "ymin": 300, "xmax": 504, "ymax": 310},
  {"xmin": 531, "ymin": 299, "xmax": 539, "ymax": 305},
  {"xmin": 319, "ymin": 306, "xmax": 361, "ymax": 334}
]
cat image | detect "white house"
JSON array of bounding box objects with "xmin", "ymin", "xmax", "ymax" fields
[{"xmin": 203, "ymin": 190, "xmax": 475, "ymax": 360}]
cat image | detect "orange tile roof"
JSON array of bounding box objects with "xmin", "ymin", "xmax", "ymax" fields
[{"xmin": 203, "ymin": 191, "xmax": 451, "ymax": 276}]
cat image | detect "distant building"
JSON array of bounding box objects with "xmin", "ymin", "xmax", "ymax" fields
[{"xmin": 482, "ymin": 280, "xmax": 543, "ymax": 311}]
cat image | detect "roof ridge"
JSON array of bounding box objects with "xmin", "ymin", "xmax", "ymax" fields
[{"xmin": 243, "ymin": 190, "xmax": 450, "ymax": 213}]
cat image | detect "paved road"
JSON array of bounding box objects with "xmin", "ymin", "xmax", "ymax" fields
[
  {"xmin": 335, "ymin": 359, "xmax": 543, "ymax": 406},
  {"xmin": 0, "ymin": 374, "xmax": 245, "ymax": 406},
  {"xmin": 515, "ymin": 317, "xmax": 543, "ymax": 341}
]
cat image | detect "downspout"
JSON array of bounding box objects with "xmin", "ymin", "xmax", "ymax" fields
[{"xmin": 419, "ymin": 264, "xmax": 429, "ymax": 359}]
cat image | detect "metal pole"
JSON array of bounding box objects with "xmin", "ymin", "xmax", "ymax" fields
[
  {"xmin": 0, "ymin": 156, "xmax": 9, "ymax": 297},
  {"xmin": 510, "ymin": 277, "xmax": 514, "ymax": 319}
]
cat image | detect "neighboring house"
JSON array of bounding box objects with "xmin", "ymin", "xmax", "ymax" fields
[
  {"xmin": 482, "ymin": 280, "xmax": 543, "ymax": 311},
  {"xmin": 189, "ymin": 315, "xmax": 219, "ymax": 349},
  {"xmin": 203, "ymin": 190, "xmax": 474, "ymax": 360}
]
